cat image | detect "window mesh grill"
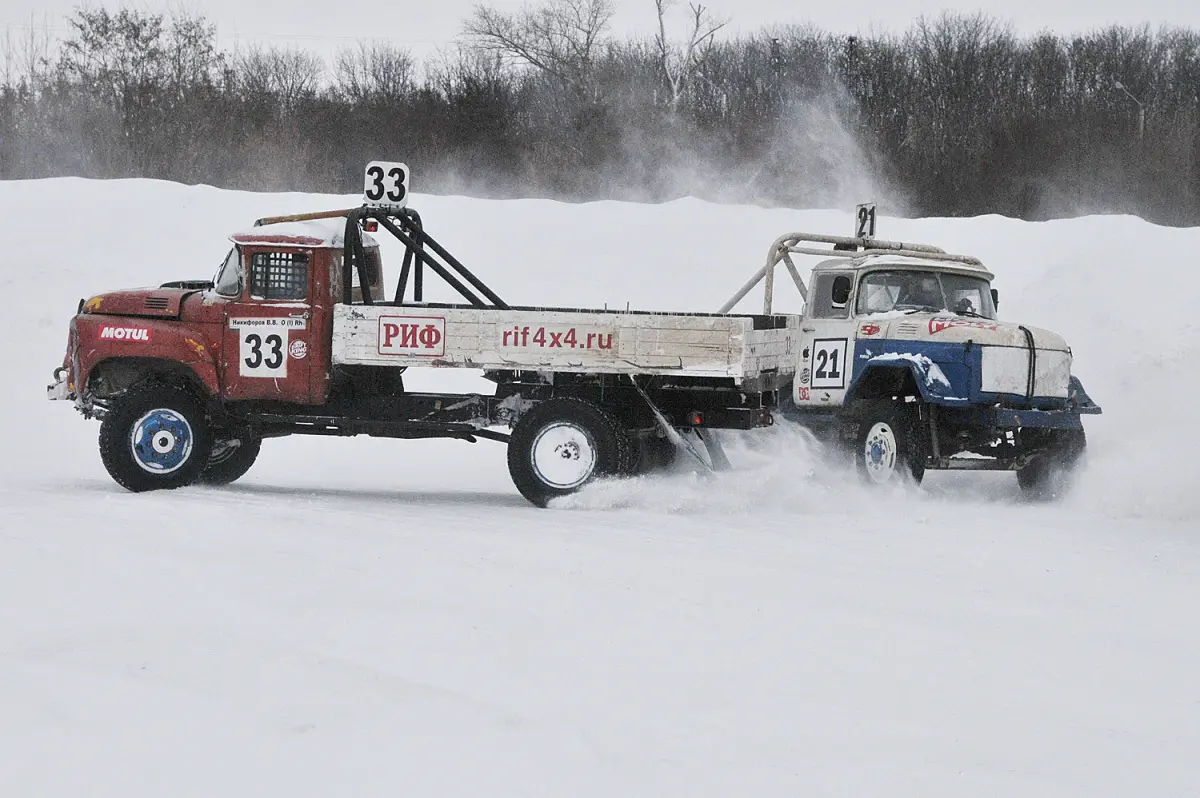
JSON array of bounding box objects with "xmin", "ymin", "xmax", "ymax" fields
[{"xmin": 250, "ymin": 252, "xmax": 309, "ymax": 300}]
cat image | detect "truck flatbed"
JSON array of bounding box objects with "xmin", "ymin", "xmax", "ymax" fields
[{"xmin": 333, "ymin": 303, "xmax": 797, "ymax": 392}]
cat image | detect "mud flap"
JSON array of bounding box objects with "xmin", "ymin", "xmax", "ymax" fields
[
  {"xmin": 629, "ymin": 377, "xmax": 714, "ymax": 472},
  {"xmin": 697, "ymin": 428, "xmax": 732, "ymax": 471}
]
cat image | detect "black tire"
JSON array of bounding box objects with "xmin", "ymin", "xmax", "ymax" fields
[
  {"xmin": 197, "ymin": 436, "xmax": 262, "ymax": 486},
  {"xmin": 1017, "ymin": 428, "xmax": 1086, "ymax": 501},
  {"xmin": 628, "ymin": 433, "xmax": 678, "ymax": 476},
  {"xmin": 507, "ymin": 397, "xmax": 631, "ymax": 507},
  {"xmin": 98, "ymin": 382, "xmax": 213, "ymax": 493},
  {"xmin": 854, "ymin": 403, "xmax": 926, "ymax": 487}
]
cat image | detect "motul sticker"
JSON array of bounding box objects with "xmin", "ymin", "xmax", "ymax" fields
[
  {"xmin": 858, "ymin": 323, "xmax": 882, "ymax": 337},
  {"xmin": 378, "ymin": 316, "xmax": 445, "ymax": 357},
  {"xmin": 929, "ymin": 317, "xmax": 998, "ymax": 334},
  {"xmin": 99, "ymin": 326, "xmax": 151, "ymax": 342}
]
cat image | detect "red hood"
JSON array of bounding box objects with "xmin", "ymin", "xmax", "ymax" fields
[{"xmin": 80, "ymin": 288, "xmax": 199, "ymax": 319}]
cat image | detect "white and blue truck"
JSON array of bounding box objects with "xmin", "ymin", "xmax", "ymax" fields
[{"xmin": 722, "ymin": 207, "xmax": 1101, "ymax": 498}]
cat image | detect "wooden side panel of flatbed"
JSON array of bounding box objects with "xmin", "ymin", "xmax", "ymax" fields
[{"xmin": 331, "ymin": 305, "xmax": 798, "ymax": 385}]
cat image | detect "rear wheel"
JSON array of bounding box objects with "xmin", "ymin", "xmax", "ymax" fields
[
  {"xmin": 627, "ymin": 433, "xmax": 678, "ymax": 476},
  {"xmin": 855, "ymin": 404, "xmax": 926, "ymax": 487},
  {"xmin": 508, "ymin": 398, "xmax": 630, "ymax": 507},
  {"xmin": 99, "ymin": 382, "xmax": 213, "ymax": 492},
  {"xmin": 198, "ymin": 436, "xmax": 262, "ymax": 486},
  {"xmin": 1017, "ymin": 428, "xmax": 1086, "ymax": 501}
]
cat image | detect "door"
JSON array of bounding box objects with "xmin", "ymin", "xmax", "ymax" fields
[
  {"xmin": 222, "ymin": 248, "xmax": 314, "ymax": 402},
  {"xmin": 795, "ymin": 271, "xmax": 857, "ymax": 407}
]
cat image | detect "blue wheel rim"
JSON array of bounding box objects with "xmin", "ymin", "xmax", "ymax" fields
[{"xmin": 130, "ymin": 408, "xmax": 195, "ymax": 474}]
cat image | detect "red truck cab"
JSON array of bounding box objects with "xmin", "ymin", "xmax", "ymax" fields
[{"xmin": 55, "ymin": 219, "xmax": 383, "ymax": 413}]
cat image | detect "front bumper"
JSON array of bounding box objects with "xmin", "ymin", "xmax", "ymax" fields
[
  {"xmin": 961, "ymin": 405, "xmax": 1097, "ymax": 430},
  {"xmin": 47, "ymin": 367, "xmax": 73, "ymax": 401}
]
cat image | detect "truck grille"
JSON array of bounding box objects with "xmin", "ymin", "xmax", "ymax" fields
[
  {"xmin": 894, "ymin": 322, "xmax": 920, "ymax": 338},
  {"xmin": 144, "ymin": 296, "xmax": 171, "ymax": 310}
]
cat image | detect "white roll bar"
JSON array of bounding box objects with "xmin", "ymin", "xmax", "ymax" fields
[{"xmin": 719, "ymin": 233, "xmax": 985, "ymax": 315}]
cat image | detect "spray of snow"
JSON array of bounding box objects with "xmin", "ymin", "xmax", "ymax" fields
[{"xmin": 556, "ymin": 421, "xmax": 950, "ymax": 514}]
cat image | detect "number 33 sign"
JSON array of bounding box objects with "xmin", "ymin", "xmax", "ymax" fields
[{"xmin": 364, "ymin": 161, "xmax": 410, "ymax": 209}]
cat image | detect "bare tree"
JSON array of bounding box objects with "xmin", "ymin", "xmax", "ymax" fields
[
  {"xmin": 462, "ymin": 0, "xmax": 614, "ymax": 96},
  {"xmin": 58, "ymin": 8, "xmax": 168, "ymax": 103},
  {"xmin": 653, "ymin": 0, "xmax": 725, "ymax": 110},
  {"xmin": 235, "ymin": 46, "xmax": 323, "ymax": 108},
  {"xmin": 164, "ymin": 11, "xmax": 224, "ymax": 95},
  {"xmin": 335, "ymin": 42, "xmax": 416, "ymax": 103},
  {"xmin": 0, "ymin": 16, "xmax": 53, "ymax": 91}
]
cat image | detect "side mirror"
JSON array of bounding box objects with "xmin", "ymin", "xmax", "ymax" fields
[
  {"xmin": 831, "ymin": 275, "xmax": 852, "ymax": 307},
  {"xmin": 990, "ymin": 288, "xmax": 1000, "ymax": 309}
]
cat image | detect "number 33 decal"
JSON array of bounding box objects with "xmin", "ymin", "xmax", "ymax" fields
[
  {"xmin": 240, "ymin": 331, "xmax": 288, "ymax": 378},
  {"xmin": 364, "ymin": 161, "xmax": 410, "ymax": 208},
  {"xmin": 244, "ymin": 333, "xmax": 283, "ymax": 370}
]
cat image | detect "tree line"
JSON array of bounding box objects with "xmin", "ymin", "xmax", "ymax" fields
[{"xmin": 2, "ymin": 4, "xmax": 1199, "ymax": 225}]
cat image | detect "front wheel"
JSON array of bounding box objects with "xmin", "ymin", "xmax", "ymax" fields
[
  {"xmin": 1017, "ymin": 428, "xmax": 1086, "ymax": 501},
  {"xmin": 99, "ymin": 382, "xmax": 213, "ymax": 492},
  {"xmin": 854, "ymin": 405, "xmax": 926, "ymax": 487},
  {"xmin": 507, "ymin": 398, "xmax": 630, "ymax": 507}
]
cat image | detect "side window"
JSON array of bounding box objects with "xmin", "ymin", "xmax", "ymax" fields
[
  {"xmin": 330, "ymin": 248, "xmax": 382, "ymax": 304},
  {"xmin": 250, "ymin": 252, "xmax": 309, "ymax": 301},
  {"xmin": 353, "ymin": 248, "xmax": 383, "ymax": 303},
  {"xmin": 810, "ymin": 273, "xmax": 852, "ymax": 319},
  {"xmin": 214, "ymin": 248, "xmax": 242, "ymax": 296}
]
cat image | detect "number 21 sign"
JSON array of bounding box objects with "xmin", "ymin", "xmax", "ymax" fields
[{"xmin": 855, "ymin": 202, "xmax": 877, "ymax": 240}]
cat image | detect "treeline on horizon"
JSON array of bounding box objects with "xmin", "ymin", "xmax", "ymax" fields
[{"xmin": 2, "ymin": 3, "xmax": 1199, "ymax": 225}]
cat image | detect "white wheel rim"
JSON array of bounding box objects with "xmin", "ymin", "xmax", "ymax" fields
[
  {"xmin": 863, "ymin": 422, "xmax": 898, "ymax": 484},
  {"xmin": 530, "ymin": 422, "xmax": 598, "ymax": 489}
]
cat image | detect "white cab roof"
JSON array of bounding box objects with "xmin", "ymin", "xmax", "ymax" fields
[{"xmin": 230, "ymin": 218, "xmax": 379, "ymax": 249}]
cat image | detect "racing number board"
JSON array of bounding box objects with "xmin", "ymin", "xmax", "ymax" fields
[
  {"xmin": 810, "ymin": 338, "xmax": 848, "ymax": 389},
  {"xmin": 855, "ymin": 202, "xmax": 877, "ymax": 240},
  {"xmin": 364, "ymin": 161, "xmax": 410, "ymax": 209}
]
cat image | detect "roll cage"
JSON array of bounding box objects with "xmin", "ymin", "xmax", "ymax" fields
[
  {"xmin": 719, "ymin": 232, "xmax": 987, "ymax": 315},
  {"xmin": 254, "ymin": 206, "xmax": 510, "ymax": 310}
]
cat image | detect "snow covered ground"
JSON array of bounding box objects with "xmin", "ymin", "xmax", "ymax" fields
[{"xmin": 2, "ymin": 178, "xmax": 1198, "ymax": 796}]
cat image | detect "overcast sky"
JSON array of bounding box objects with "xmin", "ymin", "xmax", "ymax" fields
[{"xmin": 2, "ymin": 0, "xmax": 1197, "ymax": 64}]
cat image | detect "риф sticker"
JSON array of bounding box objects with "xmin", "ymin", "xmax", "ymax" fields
[{"xmin": 377, "ymin": 316, "xmax": 446, "ymax": 357}]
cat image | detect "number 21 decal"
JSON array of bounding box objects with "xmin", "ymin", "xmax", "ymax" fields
[{"xmin": 811, "ymin": 339, "xmax": 848, "ymax": 390}]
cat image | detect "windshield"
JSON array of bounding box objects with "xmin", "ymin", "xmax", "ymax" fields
[
  {"xmin": 856, "ymin": 270, "xmax": 996, "ymax": 319},
  {"xmin": 213, "ymin": 247, "xmax": 241, "ymax": 296}
]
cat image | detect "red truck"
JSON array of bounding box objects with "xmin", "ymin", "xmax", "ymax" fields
[{"xmin": 47, "ymin": 163, "xmax": 798, "ymax": 506}]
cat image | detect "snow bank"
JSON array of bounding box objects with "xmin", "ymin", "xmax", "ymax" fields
[{"xmin": 2, "ymin": 178, "xmax": 1198, "ymax": 797}]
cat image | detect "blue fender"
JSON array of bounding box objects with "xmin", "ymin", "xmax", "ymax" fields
[{"xmin": 846, "ymin": 343, "xmax": 974, "ymax": 407}]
